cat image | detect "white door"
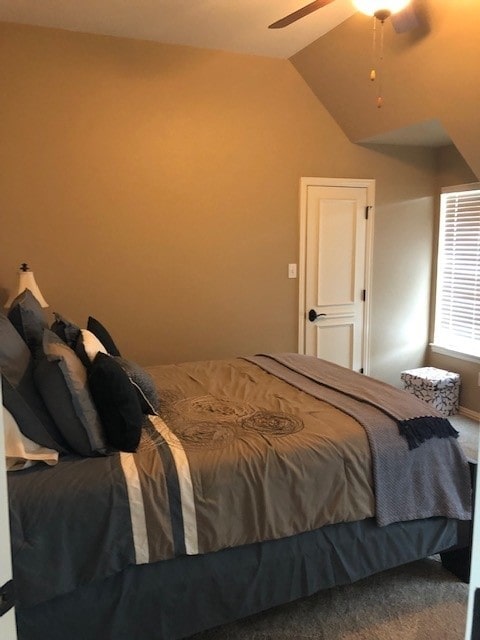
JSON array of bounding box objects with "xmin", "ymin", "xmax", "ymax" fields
[
  {"xmin": 0, "ymin": 390, "xmax": 17, "ymax": 639},
  {"xmin": 299, "ymin": 178, "xmax": 374, "ymax": 373}
]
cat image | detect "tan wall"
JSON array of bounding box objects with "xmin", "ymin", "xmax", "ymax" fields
[
  {"xmin": 0, "ymin": 23, "xmax": 437, "ymax": 392},
  {"xmin": 368, "ymin": 145, "xmax": 436, "ymax": 386},
  {"xmin": 427, "ymin": 146, "xmax": 480, "ymax": 414},
  {"xmin": 291, "ymin": 3, "xmax": 480, "ymax": 178}
]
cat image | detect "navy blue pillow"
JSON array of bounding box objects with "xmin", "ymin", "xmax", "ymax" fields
[
  {"xmin": 87, "ymin": 317, "xmax": 121, "ymax": 357},
  {"xmin": 88, "ymin": 353, "xmax": 143, "ymax": 452}
]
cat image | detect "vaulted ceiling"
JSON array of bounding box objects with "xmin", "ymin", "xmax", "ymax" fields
[
  {"xmin": 0, "ymin": 0, "xmax": 357, "ymax": 58},
  {"xmin": 290, "ymin": 0, "xmax": 480, "ymax": 176}
]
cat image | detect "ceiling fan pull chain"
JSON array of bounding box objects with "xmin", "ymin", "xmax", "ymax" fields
[
  {"xmin": 370, "ymin": 16, "xmax": 377, "ymax": 81},
  {"xmin": 376, "ymin": 18, "xmax": 385, "ymax": 108}
]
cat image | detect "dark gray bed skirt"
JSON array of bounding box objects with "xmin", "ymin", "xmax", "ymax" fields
[{"xmin": 15, "ymin": 516, "xmax": 465, "ymax": 640}]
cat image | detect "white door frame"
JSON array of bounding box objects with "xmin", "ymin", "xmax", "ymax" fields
[{"xmin": 298, "ymin": 177, "xmax": 375, "ymax": 374}]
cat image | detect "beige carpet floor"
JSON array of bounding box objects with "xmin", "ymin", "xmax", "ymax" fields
[
  {"xmin": 451, "ymin": 413, "xmax": 479, "ymax": 462},
  {"xmin": 190, "ymin": 557, "xmax": 468, "ymax": 640}
]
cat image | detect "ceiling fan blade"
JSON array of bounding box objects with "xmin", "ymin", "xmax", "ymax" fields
[
  {"xmin": 391, "ymin": 5, "xmax": 419, "ymax": 33},
  {"xmin": 268, "ymin": 0, "xmax": 336, "ymax": 29}
]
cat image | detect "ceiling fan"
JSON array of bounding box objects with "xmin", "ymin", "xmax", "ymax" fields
[
  {"xmin": 268, "ymin": 0, "xmax": 420, "ymax": 34},
  {"xmin": 270, "ymin": 0, "xmax": 425, "ymax": 108}
]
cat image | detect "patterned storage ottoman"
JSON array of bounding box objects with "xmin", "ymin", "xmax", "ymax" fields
[{"xmin": 400, "ymin": 367, "xmax": 460, "ymax": 417}]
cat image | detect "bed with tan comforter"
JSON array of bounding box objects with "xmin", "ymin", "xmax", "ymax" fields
[{"xmin": 10, "ymin": 354, "xmax": 472, "ymax": 640}]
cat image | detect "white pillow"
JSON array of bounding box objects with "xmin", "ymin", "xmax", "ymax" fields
[
  {"xmin": 3, "ymin": 407, "xmax": 58, "ymax": 471},
  {"xmin": 80, "ymin": 328, "xmax": 108, "ymax": 362}
]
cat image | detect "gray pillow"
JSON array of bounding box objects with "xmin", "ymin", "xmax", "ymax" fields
[
  {"xmin": 2, "ymin": 375, "xmax": 67, "ymax": 452},
  {"xmin": 0, "ymin": 312, "xmax": 31, "ymax": 386},
  {"xmin": 34, "ymin": 359, "xmax": 106, "ymax": 456},
  {"xmin": 40, "ymin": 330, "xmax": 108, "ymax": 456},
  {"xmin": 114, "ymin": 357, "xmax": 160, "ymax": 414},
  {"xmin": 50, "ymin": 313, "xmax": 81, "ymax": 349},
  {"xmin": 7, "ymin": 289, "xmax": 48, "ymax": 353},
  {"xmin": 0, "ymin": 312, "xmax": 62, "ymax": 449}
]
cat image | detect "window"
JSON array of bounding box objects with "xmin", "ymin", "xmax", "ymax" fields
[{"xmin": 434, "ymin": 183, "xmax": 480, "ymax": 359}]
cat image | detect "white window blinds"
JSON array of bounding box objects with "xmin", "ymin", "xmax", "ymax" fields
[{"xmin": 434, "ymin": 183, "xmax": 480, "ymax": 357}]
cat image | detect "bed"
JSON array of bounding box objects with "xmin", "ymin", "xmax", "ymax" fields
[{"xmin": 1, "ymin": 294, "xmax": 473, "ymax": 640}]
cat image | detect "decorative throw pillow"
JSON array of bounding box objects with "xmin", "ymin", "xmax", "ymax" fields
[
  {"xmin": 7, "ymin": 289, "xmax": 48, "ymax": 354},
  {"xmin": 87, "ymin": 316, "xmax": 121, "ymax": 357},
  {"xmin": 2, "ymin": 374, "xmax": 67, "ymax": 452},
  {"xmin": 33, "ymin": 358, "xmax": 103, "ymax": 456},
  {"xmin": 75, "ymin": 329, "xmax": 108, "ymax": 368},
  {"xmin": 50, "ymin": 313, "xmax": 81, "ymax": 349},
  {"xmin": 88, "ymin": 353, "xmax": 144, "ymax": 452},
  {"xmin": 4, "ymin": 406, "xmax": 59, "ymax": 471},
  {"xmin": 0, "ymin": 312, "xmax": 63, "ymax": 450},
  {"xmin": 114, "ymin": 357, "xmax": 160, "ymax": 414},
  {"xmin": 0, "ymin": 312, "xmax": 32, "ymax": 387},
  {"xmin": 40, "ymin": 330, "xmax": 108, "ymax": 456}
]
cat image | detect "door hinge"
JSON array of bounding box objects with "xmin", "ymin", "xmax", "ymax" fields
[
  {"xmin": 0, "ymin": 579, "xmax": 14, "ymax": 616},
  {"xmin": 361, "ymin": 289, "xmax": 367, "ymax": 301},
  {"xmin": 365, "ymin": 205, "xmax": 372, "ymax": 220}
]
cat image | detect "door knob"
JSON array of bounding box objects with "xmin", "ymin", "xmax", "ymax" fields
[{"xmin": 308, "ymin": 309, "xmax": 327, "ymax": 322}]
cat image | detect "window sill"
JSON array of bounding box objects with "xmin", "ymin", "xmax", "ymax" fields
[{"xmin": 429, "ymin": 343, "xmax": 480, "ymax": 364}]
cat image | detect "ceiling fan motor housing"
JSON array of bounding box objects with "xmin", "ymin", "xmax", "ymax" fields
[{"xmin": 374, "ymin": 8, "xmax": 392, "ymax": 21}]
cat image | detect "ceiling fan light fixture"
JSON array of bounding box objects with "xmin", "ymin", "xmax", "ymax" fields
[{"xmin": 353, "ymin": 0, "xmax": 411, "ymax": 18}]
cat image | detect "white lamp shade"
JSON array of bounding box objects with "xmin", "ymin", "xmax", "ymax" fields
[
  {"xmin": 4, "ymin": 270, "xmax": 49, "ymax": 308},
  {"xmin": 353, "ymin": 0, "xmax": 411, "ymax": 16}
]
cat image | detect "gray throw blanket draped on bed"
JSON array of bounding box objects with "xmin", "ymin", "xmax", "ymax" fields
[{"xmin": 246, "ymin": 354, "xmax": 472, "ymax": 527}]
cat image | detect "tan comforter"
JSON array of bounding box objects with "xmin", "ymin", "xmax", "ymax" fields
[{"xmin": 137, "ymin": 358, "xmax": 376, "ymax": 559}]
